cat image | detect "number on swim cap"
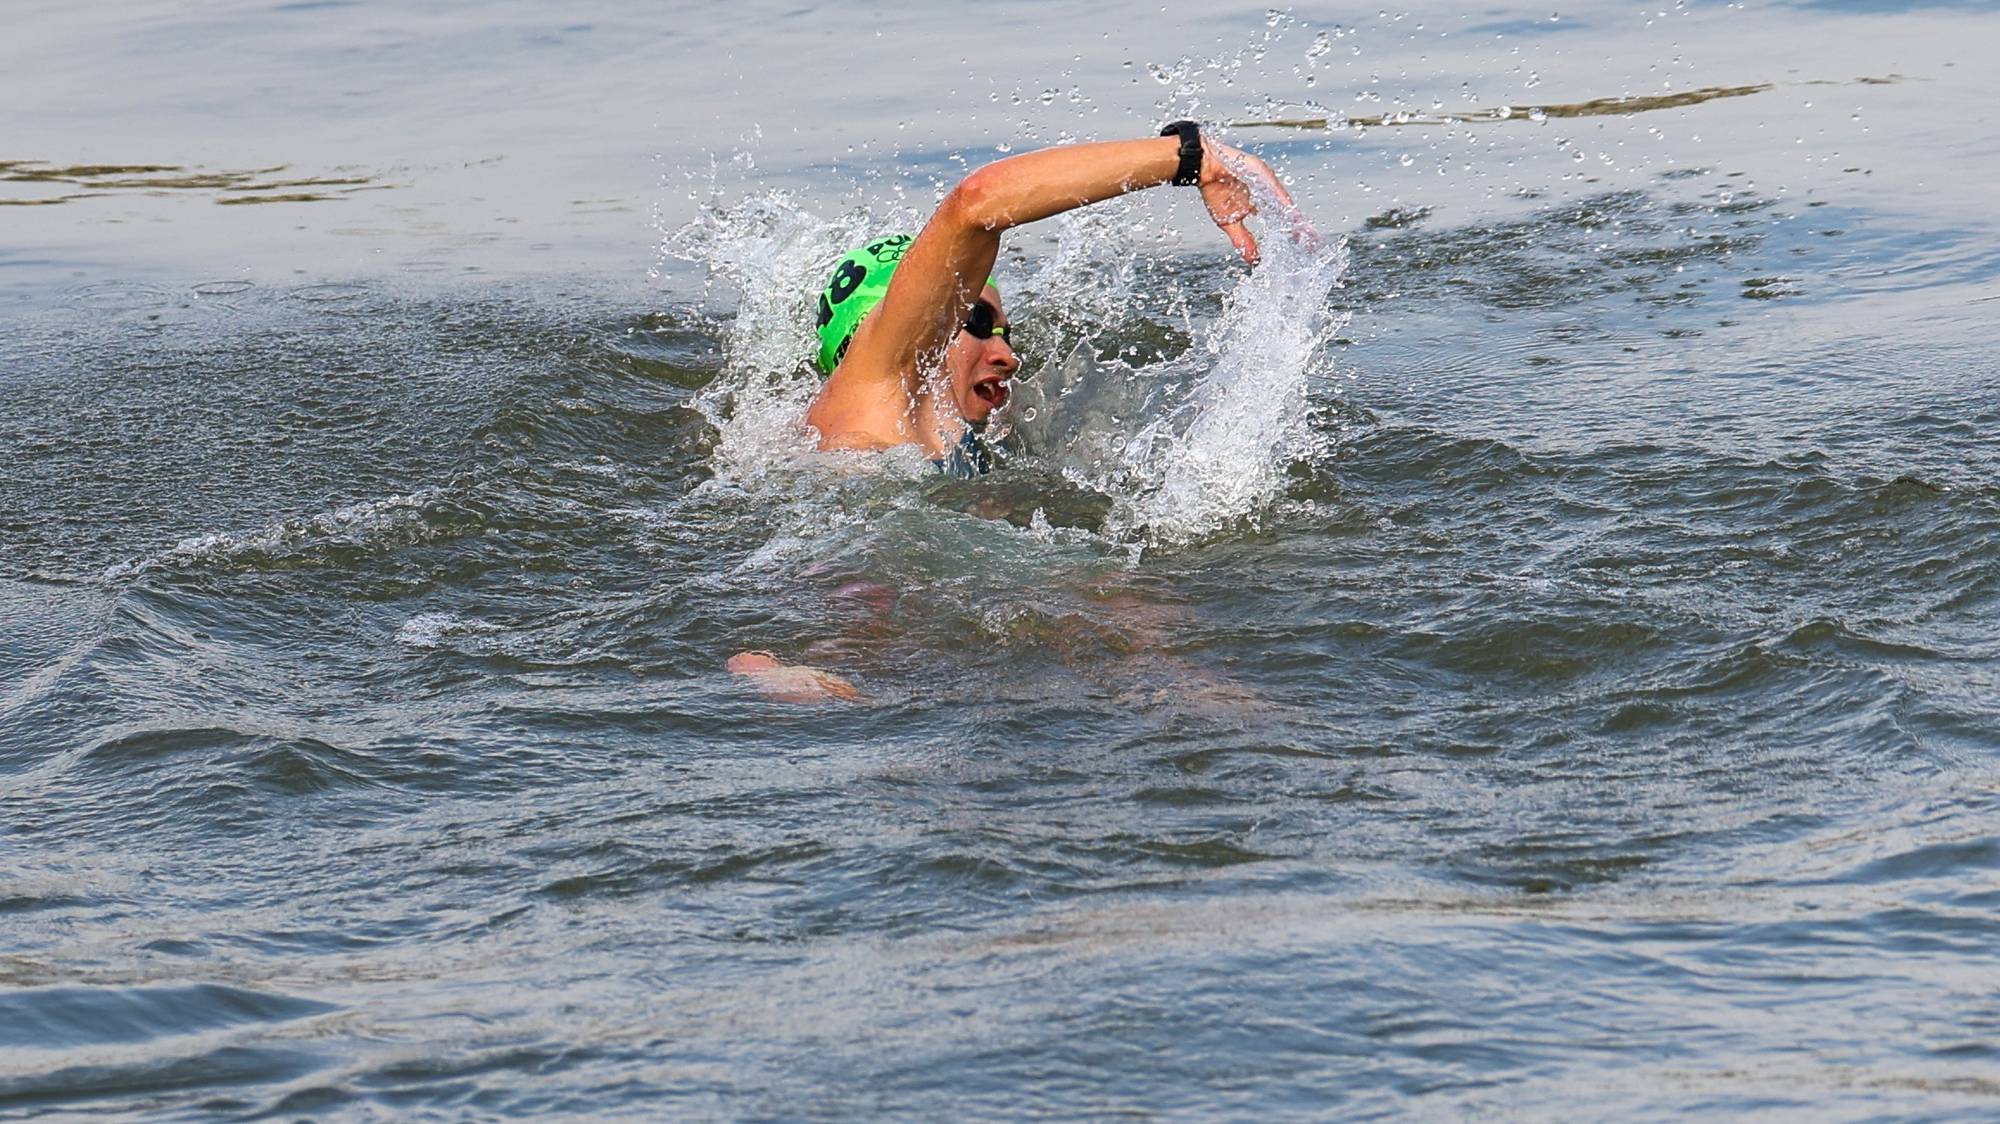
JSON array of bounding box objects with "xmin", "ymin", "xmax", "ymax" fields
[
  {"xmin": 813, "ymin": 233, "xmax": 949, "ymax": 376},
  {"xmin": 829, "ymin": 260, "xmax": 867, "ymax": 304}
]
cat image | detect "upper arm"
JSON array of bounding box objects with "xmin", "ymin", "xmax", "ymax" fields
[
  {"xmin": 831, "ymin": 175, "xmax": 1004, "ymax": 388},
  {"xmin": 815, "ymin": 138, "xmax": 1179, "ymax": 406}
]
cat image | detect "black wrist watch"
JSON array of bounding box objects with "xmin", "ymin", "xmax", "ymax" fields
[{"xmin": 1159, "ymin": 120, "xmax": 1203, "ymax": 186}]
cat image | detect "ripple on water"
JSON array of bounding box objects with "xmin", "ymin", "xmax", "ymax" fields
[
  {"xmin": 102, "ymin": 487, "xmax": 481, "ymax": 580},
  {"xmin": 285, "ymin": 282, "xmax": 371, "ymax": 303},
  {"xmin": 5, "ymin": 24, "xmax": 2000, "ymax": 1112},
  {"xmin": 189, "ymin": 280, "xmax": 255, "ymax": 297},
  {"xmin": 0, "ymin": 984, "xmax": 336, "ymax": 1115},
  {"xmin": 60, "ymin": 281, "xmax": 174, "ymax": 315},
  {"xmin": 0, "ymin": 983, "xmax": 337, "ymax": 1052},
  {"xmin": 56, "ymin": 720, "xmax": 492, "ymax": 844}
]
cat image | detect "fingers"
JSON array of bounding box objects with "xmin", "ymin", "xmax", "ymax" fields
[
  {"xmin": 1202, "ymin": 139, "xmax": 1302, "ymax": 266},
  {"xmin": 1246, "ymin": 155, "xmax": 1298, "ymax": 210},
  {"xmin": 1234, "ymin": 154, "xmax": 1303, "ymax": 227},
  {"xmin": 1288, "ymin": 213, "xmax": 1325, "ymax": 251},
  {"xmin": 1203, "ymin": 192, "xmax": 1256, "ymax": 227},
  {"xmin": 807, "ymin": 670, "xmax": 862, "ymax": 701},
  {"xmin": 1221, "ymin": 220, "xmax": 1261, "ymax": 265},
  {"xmin": 1203, "ymin": 178, "xmax": 1258, "ymax": 261}
]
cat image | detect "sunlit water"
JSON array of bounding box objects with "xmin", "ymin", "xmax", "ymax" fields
[{"xmin": 6, "ymin": 0, "xmax": 2000, "ymax": 1118}]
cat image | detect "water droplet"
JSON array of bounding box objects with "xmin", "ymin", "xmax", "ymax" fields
[
  {"xmin": 1528, "ymin": 108, "xmax": 1548, "ymax": 124},
  {"xmin": 1399, "ymin": 153, "xmax": 1414, "ymax": 166},
  {"xmin": 1525, "ymin": 72, "xmax": 1541, "ymax": 89},
  {"xmin": 1496, "ymin": 105, "xmax": 1514, "ymax": 119},
  {"xmin": 1038, "ymin": 89, "xmax": 1057, "ymax": 104}
]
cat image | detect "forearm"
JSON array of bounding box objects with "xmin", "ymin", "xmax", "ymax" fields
[
  {"xmin": 942, "ymin": 137, "xmax": 1183, "ymax": 231},
  {"xmin": 826, "ymin": 132, "xmax": 1259, "ymax": 388}
]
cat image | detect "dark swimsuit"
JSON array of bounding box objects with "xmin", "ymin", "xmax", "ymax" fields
[{"xmin": 933, "ymin": 427, "xmax": 993, "ymax": 479}]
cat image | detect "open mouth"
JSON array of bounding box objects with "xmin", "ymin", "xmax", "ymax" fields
[{"xmin": 972, "ymin": 375, "xmax": 1009, "ymax": 407}]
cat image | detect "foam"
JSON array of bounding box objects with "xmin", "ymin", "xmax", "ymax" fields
[
  {"xmin": 659, "ymin": 164, "xmax": 1346, "ymax": 554},
  {"xmin": 102, "ymin": 489, "xmax": 449, "ymax": 580}
]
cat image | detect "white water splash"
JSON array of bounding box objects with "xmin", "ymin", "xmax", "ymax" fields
[
  {"xmin": 1106, "ymin": 208, "xmax": 1347, "ymax": 545},
  {"xmin": 660, "ymin": 167, "xmax": 1345, "ymax": 552},
  {"xmin": 660, "ymin": 191, "xmax": 924, "ymax": 489},
  {"xmin": 394, "ymin": 611, "xmax": 505, "ymax": 650}
]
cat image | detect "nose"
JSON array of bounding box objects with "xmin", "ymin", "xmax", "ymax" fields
[{"xmin": 988, "ymin": 335, "xmax": 1019, "ymax": 375}]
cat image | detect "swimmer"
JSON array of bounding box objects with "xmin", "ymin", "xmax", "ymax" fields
[
  {"xmin": 735, "ymin": 122, "xmax": 1302, "ymax": 702},
  {"xmin": 805, "ymin": 121, "xmax": 1301, "ymax": 473}
]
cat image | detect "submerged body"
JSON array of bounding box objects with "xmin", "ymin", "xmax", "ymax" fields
[{"xmin": 737, "ymin": 124, "xmax": 1302, "ymax": 700}]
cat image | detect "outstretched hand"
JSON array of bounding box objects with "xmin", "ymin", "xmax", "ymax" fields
[
  {"xmin": 726, "ymin": 651, "xmax": 861, "ymax": 704},
  {"xmin": 1198, "ymin": 140, "xmax": 1310, "ymax": 265}
]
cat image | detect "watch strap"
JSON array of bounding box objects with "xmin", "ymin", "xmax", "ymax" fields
[{"xmin": 1159, "ymin": 120, "xmax": 1203, "ymax": 186}]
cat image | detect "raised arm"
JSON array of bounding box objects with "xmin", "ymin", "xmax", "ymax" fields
[{"xmin": 827, "ymin": 132, "xmax": 1294, "ymax": 394}]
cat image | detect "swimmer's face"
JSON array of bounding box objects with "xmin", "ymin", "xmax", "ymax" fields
[{"xmin": 944, "ymin": 286, "xmax": 1019, "ymax": 424}]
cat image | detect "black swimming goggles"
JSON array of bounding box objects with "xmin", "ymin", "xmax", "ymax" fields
[{"xmin": 962, "ymin": 298, "xmax": 1012, "ymax": 345}]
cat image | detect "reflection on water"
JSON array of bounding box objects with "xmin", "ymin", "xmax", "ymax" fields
[
  {"xmin": 5, "ymin": 0, "xmax": 2000, "ymax": 1119},
  {"xmin": 1233, "ymin": 80, "xmax": 1782, "ymax": 129},
  {"xmin": 0, "ymin": 160, "xmax": 384, "ymax": 206}
]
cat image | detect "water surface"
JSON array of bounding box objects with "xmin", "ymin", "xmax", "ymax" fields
[{"xmin": 6, "ymin": 0, "xmax": 2000, "ymax": 1118}]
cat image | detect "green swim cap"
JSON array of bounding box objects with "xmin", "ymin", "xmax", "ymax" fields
[{"xmin": 813, "ymin": 234, "xmax": 1000, "ymax": 376}]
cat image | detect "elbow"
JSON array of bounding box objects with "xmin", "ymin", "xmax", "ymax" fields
[{"xmin": 941, "ymin": 165, "xmax": 1008, "ymax": 232}]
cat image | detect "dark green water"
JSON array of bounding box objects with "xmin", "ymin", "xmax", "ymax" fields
[{"xmin": 6, "ymin": 0, "xmax": 2000, "ymax": 1118}]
